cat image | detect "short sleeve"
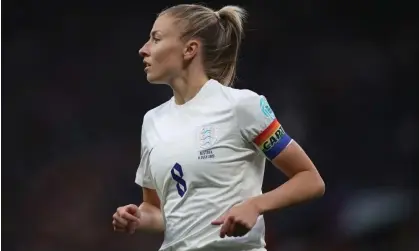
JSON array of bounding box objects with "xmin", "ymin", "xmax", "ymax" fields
[
  {"xmin": 135, "ymin": 115, "xmax": 155, "ymax": 189},
  {"xmin": 235, "ymin": 91, "xmax": 292, "ymax": 160}
]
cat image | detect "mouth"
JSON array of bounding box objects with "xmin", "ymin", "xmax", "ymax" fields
[{"xmin": 144, "ymin": 62, "xmax": 151, "ymax": 72}]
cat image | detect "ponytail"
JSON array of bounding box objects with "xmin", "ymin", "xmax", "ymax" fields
[
  {"xmin": 161, "ymin": 4, "xmax": 247, "ymax": 86},
  {"xmin": 211, "ymin": 6, "xmax": 247, "ymax": 86}
]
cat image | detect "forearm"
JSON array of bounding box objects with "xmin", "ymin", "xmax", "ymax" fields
[
  {"xmin": 137, "ymin": 202, "xmax": 165, "ymax": 233},
  {"xmin": 250, "ymin": 170, "xmax": 325, "ymax": 214}
]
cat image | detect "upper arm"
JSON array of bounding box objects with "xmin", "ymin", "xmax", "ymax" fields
[
  {"xmin": 271, "ymin": 140, "xmax": 319, "ymax": 178},
  {"xmin": 235, "ymin": 91, "xmax": 292, "ymax": 160},
  {"xmin": 142, "ymin": 187, "xmax": 161, "ymax": 209},
  {"xmin": 136, "ymin": 113, "xmax": 161, "ymax": 208},
  {"xmin": 135, "ymin": 113, "xmax": 156, "ymax": 188},
  {"xmin": 235, "ymin": 91, "xmax": 323, "ymax": 184}
]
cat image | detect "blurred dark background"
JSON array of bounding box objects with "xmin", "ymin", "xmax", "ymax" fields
[{"xmin": 2, "ymin": 0, "xmax": 419, "ymax": 250}]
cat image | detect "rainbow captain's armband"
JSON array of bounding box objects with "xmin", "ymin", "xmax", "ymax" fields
[{"xmin": 253, "ymin": 119, "xmax": 292, "ymax": 160}]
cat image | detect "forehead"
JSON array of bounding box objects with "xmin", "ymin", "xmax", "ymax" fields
[{"xmin": 151, "ymin": 14, "xmax": 181, "ymax": 36}]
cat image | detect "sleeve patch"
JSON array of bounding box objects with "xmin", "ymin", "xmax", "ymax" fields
[
  {"xmin": 260, "ymin": 96, "xmax": 276, "ymax": 120},
  {"xmin": 253, "ymin": 119, "xmax": 292, "ymax": 160}
]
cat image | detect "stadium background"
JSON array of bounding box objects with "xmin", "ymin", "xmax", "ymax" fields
[{"xmin": 2, "ymin": 0, "xmax": 418, "ymax": 250}]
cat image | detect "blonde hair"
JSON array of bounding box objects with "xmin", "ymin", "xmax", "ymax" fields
[{"xmin": 159, "ymin": 4, "xmax": 247, "ymax": 86}]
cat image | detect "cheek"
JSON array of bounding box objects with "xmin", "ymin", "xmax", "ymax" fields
[
  {"xmin": 153, "ymin": 43, "xmax": 183, "ymax": 70},
  {"xmin": 166, "ymin": 54, "xmax": 183, "ymax": 72}
]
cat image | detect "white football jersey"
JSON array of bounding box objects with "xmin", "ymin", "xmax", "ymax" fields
[{"xmin": 135, "ymin": 79, "xmax": 292, "ymax": 251}]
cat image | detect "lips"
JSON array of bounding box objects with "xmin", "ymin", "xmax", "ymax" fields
[{"xmin": 143, "ymin": 61, "xmax": 151, "ymax": 72}]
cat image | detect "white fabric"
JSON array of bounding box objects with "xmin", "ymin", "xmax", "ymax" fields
[{"xmin": 135, "ymin": 79, "xmax": 291, "ymax": 251}]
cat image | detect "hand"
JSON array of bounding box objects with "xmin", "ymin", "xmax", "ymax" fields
[
  {"xmin": 211, "ymin": 200, "xmax": 261, "ymax": 238},
  {"xmin": 112, "ymin": 204, "xmax": 141, "ymax": 234}
]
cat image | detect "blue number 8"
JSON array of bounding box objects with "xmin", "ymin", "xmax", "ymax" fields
[{"xmin": 171, "ymin": 163, "xmax": 187, "ymax": 197}]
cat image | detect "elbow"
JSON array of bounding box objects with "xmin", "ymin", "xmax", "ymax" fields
[{"xmin": 314, "ymin": 173, "xmax": 326, "ymax": 198}]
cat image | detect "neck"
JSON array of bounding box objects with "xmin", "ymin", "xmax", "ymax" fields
[{"xmin": 169, "ymin": 71, "xmax": 209, "ymax": 105}]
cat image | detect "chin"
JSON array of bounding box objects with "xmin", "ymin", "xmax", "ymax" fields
[{"xmin": 146, "ymin": 74, "xmax": 167, "ymax": 85}]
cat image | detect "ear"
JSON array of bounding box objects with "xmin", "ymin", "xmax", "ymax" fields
[{"xmin": 183, "ymin": 39, "xmax": 200, "ymax": 60}]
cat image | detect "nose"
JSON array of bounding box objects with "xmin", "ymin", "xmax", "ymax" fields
[{"xmin": 139, "ymin": 42, "xmax": 149, "ymax": 58}]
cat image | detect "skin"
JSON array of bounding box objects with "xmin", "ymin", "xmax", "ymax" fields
[
  {"xmin": 112, "ymin": 13, "xmax": 325, "ymax": 239},
  {"xmin": 139, "ymin": 14, "xmax": 209, "ymax": 105},
  {"xmin": 211, "ymin": 141, "xmax": 325, "ymax": 238}
]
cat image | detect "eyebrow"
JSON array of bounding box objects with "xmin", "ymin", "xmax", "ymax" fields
[{"xmin": 150, "ymin": 30, "xmax": 162, "ymax": 37}]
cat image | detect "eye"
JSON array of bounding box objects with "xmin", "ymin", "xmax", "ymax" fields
[{"xmin": 152, "ymin": 37, "xmax": 161, "ymax": 44}]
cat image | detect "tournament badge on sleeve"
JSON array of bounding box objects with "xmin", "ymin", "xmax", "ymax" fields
[{"xmin": 260, "ymin": 96, "xmax": 276, "ymax": 120}]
